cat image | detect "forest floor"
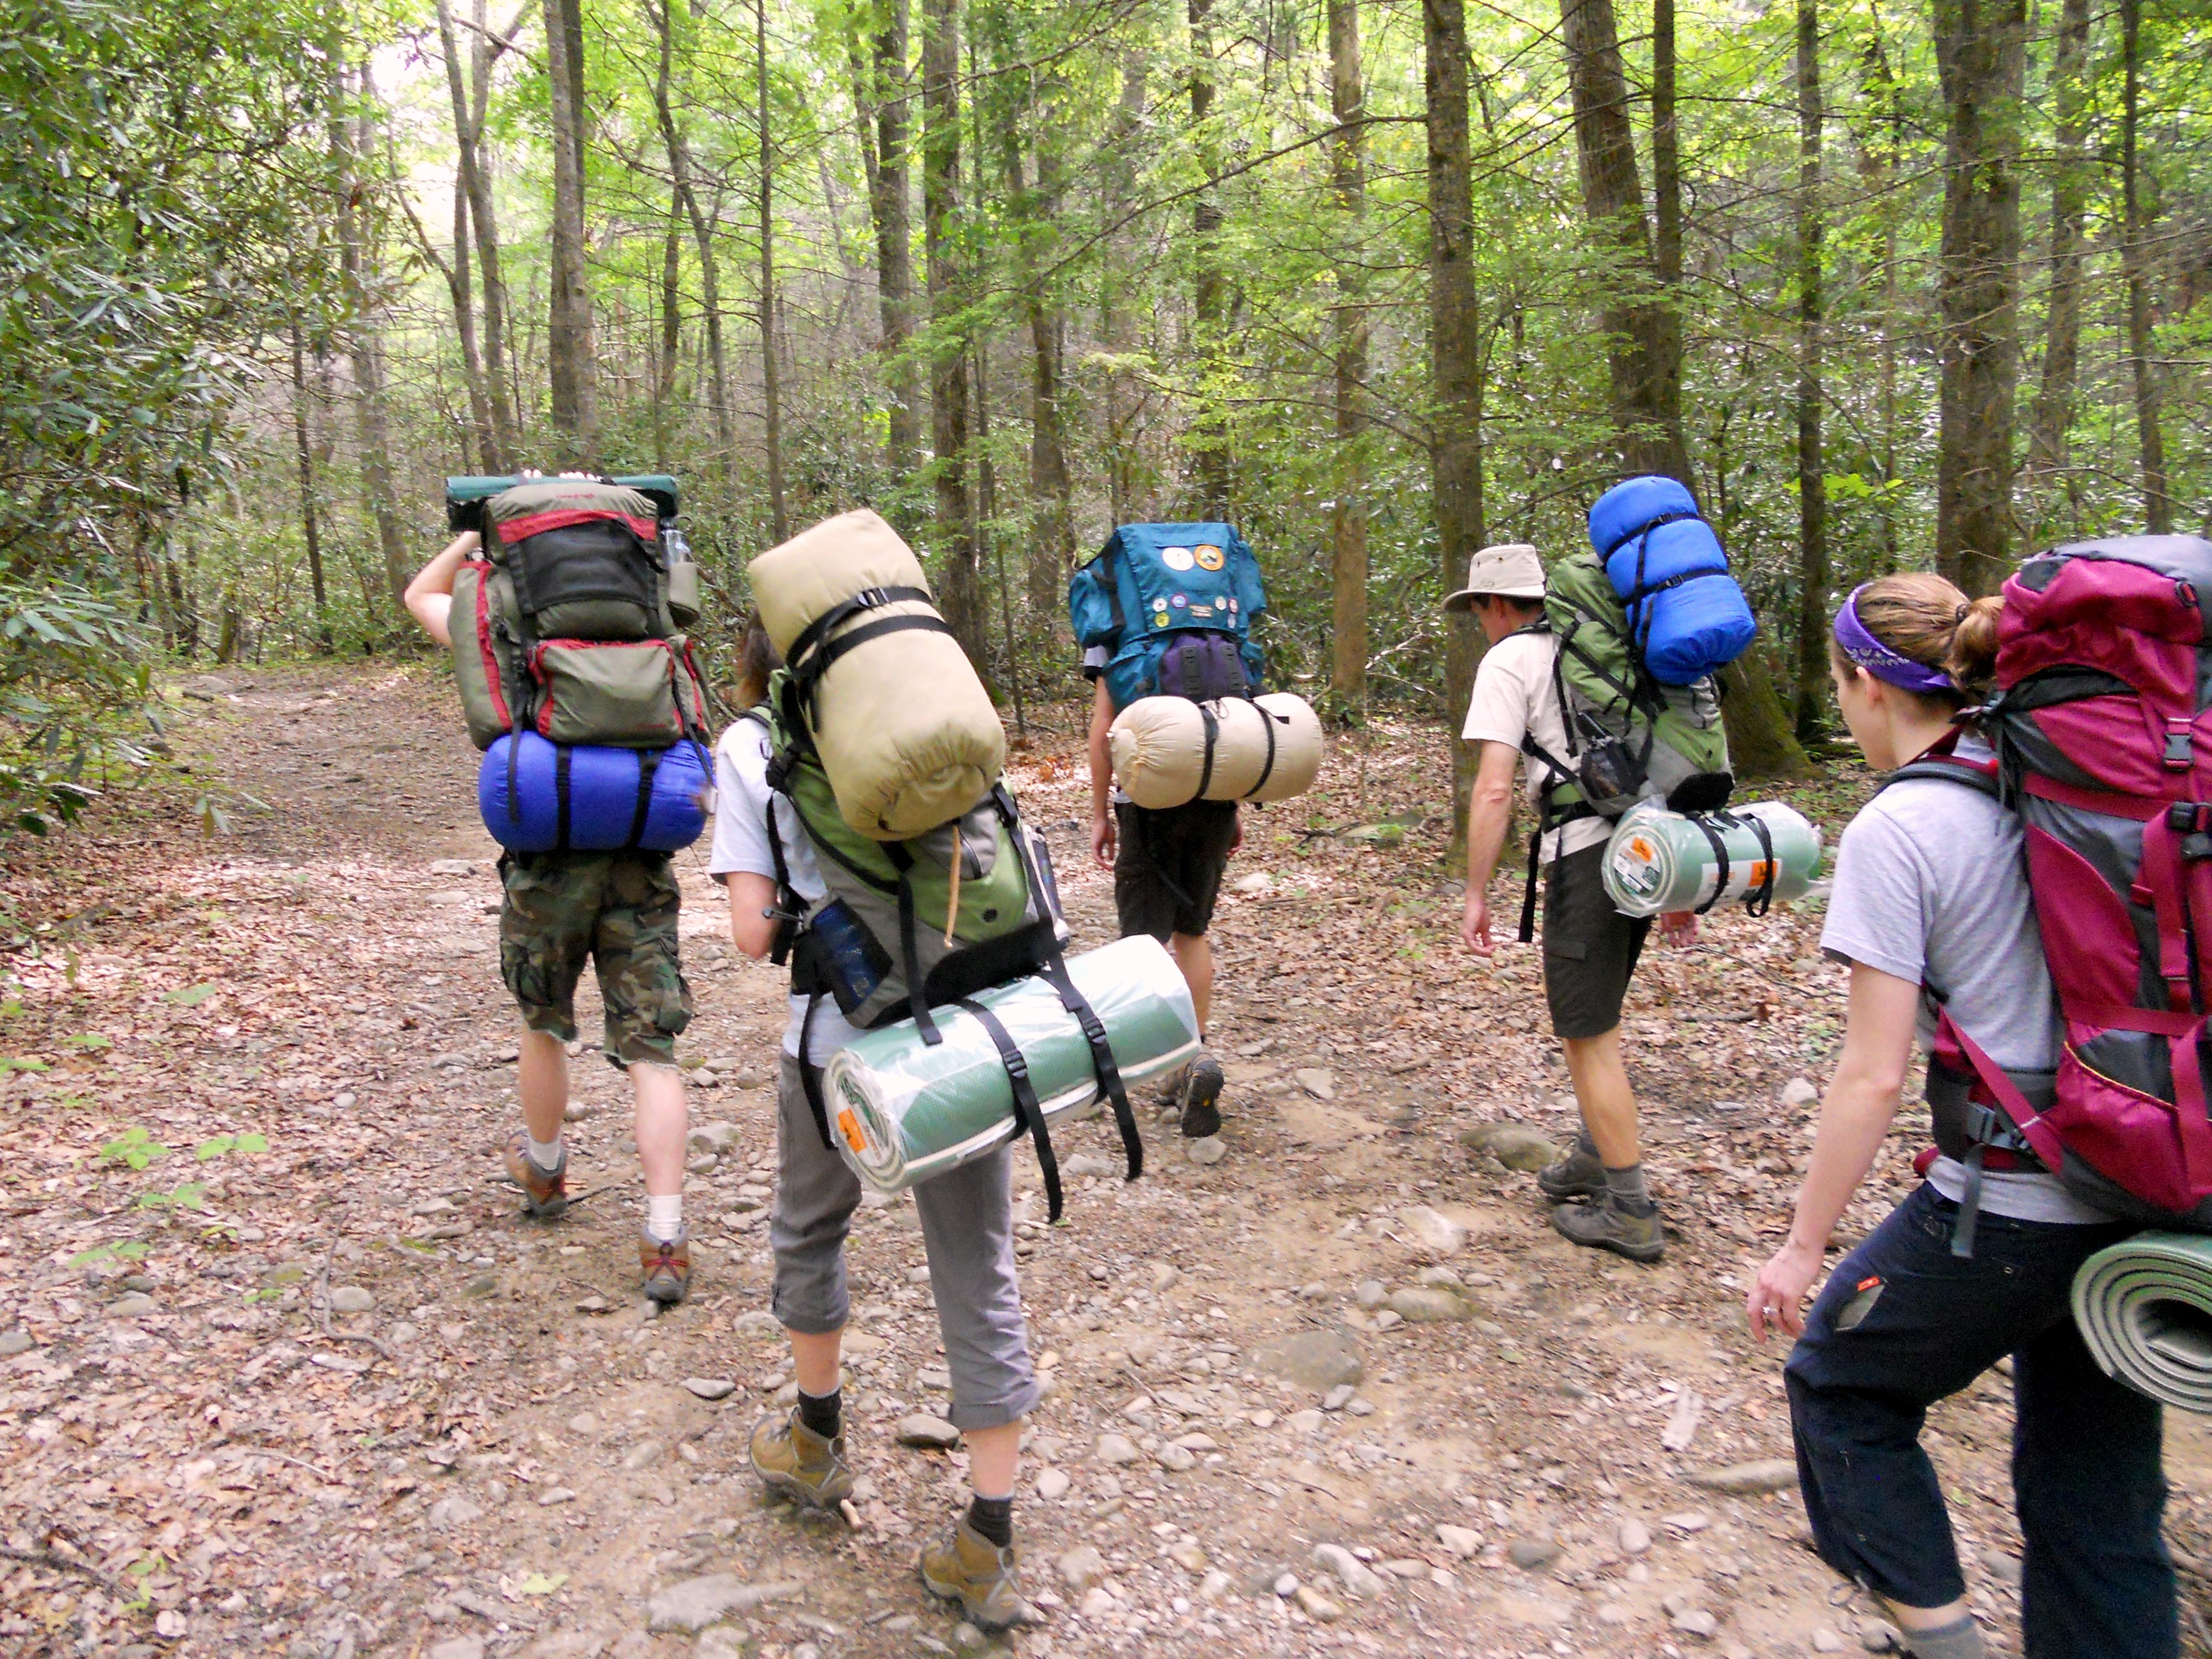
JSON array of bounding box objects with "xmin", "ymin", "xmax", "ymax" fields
[{"xmin": 7, "ymin": 662, "xmax": 2212, "ymax": 1659}]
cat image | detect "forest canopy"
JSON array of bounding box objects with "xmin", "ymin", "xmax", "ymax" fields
[{"xmin": 3, "ymin": 0, "xmax": 2208, "ymax": 830}]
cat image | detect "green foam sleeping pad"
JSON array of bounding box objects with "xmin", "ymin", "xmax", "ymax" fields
[
  {"xmin": 2073, "ymin": 1231, "xmax": 2212, "ymax": 1413},
  {"xmin": 821, "ymin": 934, "xmax": 1200, "ymax": 1196},
  {"xmin": 1601, "ymin": 799, "xmax": 1824, "ymax": 919}
]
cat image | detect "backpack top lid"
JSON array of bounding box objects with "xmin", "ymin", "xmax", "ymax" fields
[
  {"xmin": 1072, "ymin": 522, "xmax": 1266, "ymax": 649},
  {"xmin": 1999, "ymin": 533, "xmax": 2212, "ymax": 703},
  {"xmin": 447, "ymin": 474, "xmax": 677, "ymax": 533}
]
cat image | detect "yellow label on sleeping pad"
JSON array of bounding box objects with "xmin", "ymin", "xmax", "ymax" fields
[{"xmin": 838, "ymin": 1107, "xmax": 868, "ymax": 1154}]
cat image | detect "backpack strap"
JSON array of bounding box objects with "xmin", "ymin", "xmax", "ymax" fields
[
  {"xmin": 1099, "ymin": 542, "xmax": 1126, "ymax": 639},
  {"xmin": 1246, "ymin": 703, "xmax": 1280, "ymax": 798},
  {"xmin": 1597, "ymin": 509, "xmax": 1700, "ymax": 562},
  {"xmin": 954, "ymin": 995, "xmax": 1064, "ymax": 1222},
  {"xmin": 795, "ymin": 995, "xmax": 838, "ymax": 1151},
  {"xmin": 554, "ymin": 744, "xmax": 574, "ymax": 852},
  {"xmin": 624, "ymin": 749, "xmax": 661, "ymax": 850},
  {"xmin": 1195, "ymin": 703, "xmax": 1222, "ymax": 800},
  {"xmin": 883, "ymin": 842, "xmax": 941, "ymax": 1045},
  {"xmin": 785, "ymin": 587, "xmax": 947, "ymax": 725}
]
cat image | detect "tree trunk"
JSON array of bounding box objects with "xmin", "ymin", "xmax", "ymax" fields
[
  {"xmin": 1650, "ymin": 0, "xmax": 1683, "ymax": 382},
  {"xmin": 1792, "ymin": 0, "xmax": 1827, "ymax": 740},
  {"xmin": 289, "ymin": 319, "xmax": 332, "ymax": 653},
  {"xmin": 656, "ymin": 190, "xmax": 681, "ymax": 471},
  {"xmin": 921, "ymin": 0, "xmax": 985, "ymax": 662},
  {"xmin": 1426, "ymin": 0, "xmax": 1485, "ymax": 869},
  {"xmin": 1558, "ymin": 0, "xmax": 1688, "ymax": 481},
  {"xmin": 1859, "ymin": 27, "xmax": 1902, "ymax": 570},
  {"xmin": 2025, "ymin": 0, "xmax": 2090, "ymax": 521},
  {"xmin": 1931, "ymin": 0, "xmax": 2026, "ymax": 594},
  {"xmin": 1188, "ymin": 0, "xmax": 1231, "ymax": 518},
  {"xmin": 1330, "ymin": 0, "xmax": 1369, "ymax": 715},
  {"xmin": 331, "ymin": 54, "xmax": 409, "ymax": 610},
  {"xmin": 649, "ymin": 0, "xmax": 735, "ymax": 476},
  {"xmin": 998, "ymin": 88, "xmax": 1074, "ymax": 622},
  {"xmin": 758, "ymin": 0, "xmax": 789, "ymax": 539},
  {"xmin": 2120, "ymin": 0, "xmax": 2173, "ymax": 534},
  {"xmin": 544, "ymin": 0, "xmax": 597, "ymax": 461},
  {"xmin": 439, "ymin": 0, "xmax": 521, "ymax": 470},
  {"xmin": 854, "ymin": 0, "xmax": 920, "ymax": 487},
  {"xmin": 1100, "ymin": 56, "xmax": 1149, "ymax": 524}
]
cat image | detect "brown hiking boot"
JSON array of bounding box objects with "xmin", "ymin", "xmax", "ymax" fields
[
  {"xmin": 1536, "ymin": 1136, "xmax": 1607, "ymax": 1201},
  {"xmin": 502, "ymin": 1134, "xmax": 568, "ymax": 1219},
  {"xmin": 920, "ymin": 1517, "xmax": 1030, "ymax": 1630},
  {"xmin": 749, "ymin": 1408, "xmax": 854, "ymax": 1510},
  {"xmin": 1177, "ymin": 1053, "xmax": 1225, "ymax": 1140},
  {"xmin": 639, "ymin": 1227, "xmax": 691, "ymax": 1304},
  {"xmin": 1552, "ymin": 1193, "xmax": 1665, "ymax": 1262}
]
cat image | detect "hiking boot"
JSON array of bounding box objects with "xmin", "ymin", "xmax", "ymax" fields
[
  {"xmin": 503, "ymin": 1134, "xmax": 569, "ymax": 1219},
  {"xmin": 639, "ymin": 1227, "xmax": 691, "ymax": 1303},
  {"xmin": 749, "ymin": 1407, "xmax": 854, "ymax": 1510},
  {"xmin": 1178, "ymin": 1053, "xmax": 1225, "ymax": 1140},
  {"xmin": 919, "ymin": 1517, "xmax": 1030, "ymax": 1631},
  {"xmin": 1536, "ymin": 1137, "xmax": 1606, "ymax": 1201},
  {"xmin": 1551, "ymin": 1193, "xmax": 1665, "ymax": 1263},
  {"xmin": 1151, "ymin": 1061, "xmax": 1191, "ymax": 1106}
]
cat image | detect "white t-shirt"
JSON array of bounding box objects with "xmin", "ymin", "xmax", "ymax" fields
[
  {"xmin": 1820, "ymin": 737, "xmax": 2110, "ymax": 1224},
  {"xmin": 706, "ymin": 716, "xmax": 862, "ymax": 1066},
  {"xmin": 1080, "ymin": 645, "xmax": 1131, "ymax": 807},
  {"xmin": 1458, "ymin": 629, "xmax": 1613, "ymax": 863}
]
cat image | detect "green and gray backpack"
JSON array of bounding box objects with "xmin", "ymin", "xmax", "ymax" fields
[
  {"xmin": 748, "ymin": 675, "xmax": 1139, "ymax": 1216},
  {"xmin": 1511, "ymin": 554, "xmax": 1733, "ymax": 939}
]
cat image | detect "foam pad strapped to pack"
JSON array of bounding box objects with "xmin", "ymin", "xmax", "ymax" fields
[
  {"xmin": 1108, "ymin": 693, "xmax": 1323, "ymax": 810},
  {"xmin": 749, "ymin": 510, "xmax": 1005, "ymax": 839}
]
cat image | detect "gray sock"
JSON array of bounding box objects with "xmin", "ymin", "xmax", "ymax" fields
[
  {"xmin": 1899, "ymin": 1615, "xmax": 1983, "ymax": 1659},
  {"xmin": 1604, "ymin": 1162, "xmax": 1654, "ymax": 1212}
]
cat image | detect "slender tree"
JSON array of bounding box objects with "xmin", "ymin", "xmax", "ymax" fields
[
  {"xmin": 2120, "ymin": 0, "xmax": 2173, "ymax": 534},
  {"xmin": 2025, "ymin": 0, "xmax": 2091, "ymax": 523},
  {"xmin": 331, "ymin": 54, "xmax": 408, "ymax": 607},
  {"xmin": 1188, "ymin": 0, "xmax": 1231, "ymax": 517},
  {"xmin": 1792, "ymin": 0, "xmax": 1827, "ymax": 739},
  {"xmin": 544, "ymin": 0, "xmax": 597, "ymax": 458},
  {"xmin": 852, "ymin": 0, "xmax": 920, "ymax": 488},
  {"xmin": 1329, "ymin": 0, "xmax": 1369, "ymax": 716},
  {"xmin": 655, "ymin": 191, "xmax": 682, "ymax": 471},
  {"xmin": 998, "ymin": 69, "xmax": 1074, "ymax": 621},
  {"xmin": 436, "ymin": 0, "xmax": 522, "ymax": 469},
  {"xmin": 649, "ymin": 0, "xmax": 736, "ymax": 475},
  {"xmin": 288, "ymin": 318, "xmax": 333, "ymax": 652},
  {"xmin": 921, "ymin": 0, "xmax": 985, "ymax": 660},
  {"xmin": 758, "ymin": 0, "xmax": 789, "ymax": 539}
]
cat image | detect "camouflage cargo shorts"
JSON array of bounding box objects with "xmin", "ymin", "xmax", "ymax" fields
[{"xmin": 498, "ymin": 851, "xmax": 692, "ymax": 1068}]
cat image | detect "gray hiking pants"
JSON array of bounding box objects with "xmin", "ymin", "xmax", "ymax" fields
[{"xmin": 771, "ymin": 1053, "xmax": 1041, "ymax": 1431}]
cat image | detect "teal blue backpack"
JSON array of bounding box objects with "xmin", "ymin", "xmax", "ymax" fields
[{"xmin": 1068, "ymin": 523, "xmax": 1267, "ymax": 711}]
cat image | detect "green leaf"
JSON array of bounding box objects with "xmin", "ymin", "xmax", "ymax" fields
[
  {"xmin": 163, "ymin": 983, "xmax": 216, "ymax": 1006},
  {"xmin": 517, "ymin": 1572, "xmax": 568, "ymax": 1596}
]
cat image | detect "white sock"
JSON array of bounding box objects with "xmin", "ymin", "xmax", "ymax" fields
[
  {"xmin": 645, "ymin": 1193, "xmax": 683, "ymax": 1243},
  {"xmin": 528, "ymin": 1134, "xmax": 564, "ymax": 1173}
]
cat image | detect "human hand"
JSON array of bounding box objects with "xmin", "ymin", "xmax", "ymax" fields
[
  {"xmin": 1746, "ymin": 1237, "xmax": 1824, "ymax": 1343},
  {"xmin": 1658, "ymin": 910, "xmax": 1698, "ymax": 948},
  {"xmin": 1091, "ymin": 812, "xmax": 1117, "ymax": 869},
  {"xmin": 1228, "ymin": 806, "xmax": 1243, "ymax": 855},
  {"xmin": 1461, "ymin": 888, "xmax": 1494, "ymax": 956}
]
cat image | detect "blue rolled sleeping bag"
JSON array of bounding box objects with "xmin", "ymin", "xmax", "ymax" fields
[
  {"xmin": 1587, "ymin": 476, "xmax": 1757, "ymax": 685},
  {"xmin": 479, "ymin": 732, "xmax": 711, "ymax": 853}
]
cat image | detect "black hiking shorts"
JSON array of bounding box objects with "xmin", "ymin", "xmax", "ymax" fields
[
  {"xmin": 1114, "ymin": 799, "xmax": 1239, "ymax": 941},
  {"xmin": 1542, "ymin": 841, "xmax": 1651, "ymax": 1041}
]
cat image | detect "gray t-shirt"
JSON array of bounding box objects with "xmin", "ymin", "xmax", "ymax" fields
[{"xmin": 1820, "ymin": 736, "xmax": 2111, "ymax": 1224}]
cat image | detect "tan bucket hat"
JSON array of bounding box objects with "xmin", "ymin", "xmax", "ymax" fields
[{"xmin": 1442, "ymin": 543, "xmax": 1546, "ymax": 612}]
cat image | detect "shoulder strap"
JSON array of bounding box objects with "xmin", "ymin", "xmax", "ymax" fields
[{"xmin": 1882, "ymin": 732, "xmax": 2001, "ymax": 800}]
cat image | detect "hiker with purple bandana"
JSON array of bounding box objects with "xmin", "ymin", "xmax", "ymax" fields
[{"xmin": 1747, "ymin": 572, "xmax": 2175, "ymax": 1659}]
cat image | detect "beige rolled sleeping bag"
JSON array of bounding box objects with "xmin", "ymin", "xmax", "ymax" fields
[
  {"xmin": 1109, "ymin": 693, "xmax": 1323, "ymax": 810},
  {"xmin": 749, "ymin": 509, "xmax": 1005, "ymax": 839}
]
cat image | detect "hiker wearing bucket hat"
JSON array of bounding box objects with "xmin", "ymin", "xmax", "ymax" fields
[
  {"xmin": 1451, "ymin": 544, "xmax": 1697, "ymax": 1264},
  {"xmin": 1746, "ymin": 573, "xmax": 2172, "ymax": 1659}
]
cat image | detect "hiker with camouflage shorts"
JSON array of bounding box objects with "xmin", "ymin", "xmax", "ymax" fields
[{"xmin": 405, "ymin": 526, "xmax": 697, "ymax": 1304}]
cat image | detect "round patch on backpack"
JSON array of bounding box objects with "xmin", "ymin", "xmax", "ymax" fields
[
  {"xmin": 1161, "ymin": 546, "xmax": 1196, "ymax": 571},
  {"xmin": 1195, "ymin": 544, "xmax": 1225, "ymax": 571}
]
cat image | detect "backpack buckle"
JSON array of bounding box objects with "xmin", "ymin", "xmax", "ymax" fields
[{"xmin": 2164, "ymin": 720, "xmax": 2193, "ymax": 771}]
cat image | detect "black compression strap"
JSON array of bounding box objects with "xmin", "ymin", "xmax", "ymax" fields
[
  {"xmin": 625, "ymin": 749, "xmax": 660, "ymax": 849},
  {"xmin": 554, "ymin": 743, "xmax": 573, "ymax": 850},
  {"xmin": 1099, "ymin": 544, "xmax": 1126, "ymax": 637},
  {"xmin": 1691, "ymin": 812, "xmax": 1733, "ymax": 915},
  {"xmin": 888, "ymin": 847, "xmax": 941, "ymax": 1045},
  {"xmin": 797, "ymin": 996, "xmax": 837, "ymax": 1150},
  {"xmin": 956, "ymin": 997, "xmax": 1063, "ymax": 1222},
  {"xmin": 1518, "ymin": 825, "xmax": 1543, "ymax": 945},
  {"xmin": 797, "ymin": 614, "xmax": 958, "ymax": 723},
  {"xmin": 507, "ymin": 729, "xmax": 525, "ymax": 823},
  {"xmin": 1247, "ymin": 702, "xmax": 1281, "ymax": 797},
  {"xmin": 785, "ymin": 585, "xmax": 934, "ymax": 676},
  {"xmin": 1195, "ymin": 703, "xmax": 1221, "ymax": 800},
  {"xmin": 760, "ymin": 792, "xmax": 798, "ymax": 967},
  {"xmin": 1743, "ymin": 812, "xmax": 1777, "ymax": 917},
  {"xmin": 1598, "ymin": 508, "xmax": 1699, "ymax": 562},
  {"xmin": 1041, "ymin": 952, "xmax": 1141, "ymax": 1182}
]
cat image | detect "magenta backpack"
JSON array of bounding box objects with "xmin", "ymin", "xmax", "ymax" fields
[{"xmin": 1895, "ymin": 535, "xmax": 2212, "ymax": 1249}]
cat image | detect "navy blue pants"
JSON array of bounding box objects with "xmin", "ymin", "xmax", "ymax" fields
[{"xmin": 1784, "ymin": 1183, "xmax": 2176, "ymax": 1659}]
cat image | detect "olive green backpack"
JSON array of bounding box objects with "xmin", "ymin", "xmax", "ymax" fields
[{"xmin": 1512, "ymin": 554, "xmax": 1733, "ymax": 939}]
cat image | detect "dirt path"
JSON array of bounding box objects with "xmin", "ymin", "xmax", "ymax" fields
[{"xmin": 5, "ymin": 664, "xmax": 2212, "ymax": 1659}]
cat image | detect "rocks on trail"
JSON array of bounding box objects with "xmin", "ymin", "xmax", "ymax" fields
[
  {"xmin": 894, "ymin": 1413, "xmax": 961, "ymax": 1450},
  {"xmin": 1248, "ymin": 1327, "xmax": 1364, "ymax": 1389},
  {"xmin": 645, "ymin": 1574, "xmax": 804, "ymax": 1634}
]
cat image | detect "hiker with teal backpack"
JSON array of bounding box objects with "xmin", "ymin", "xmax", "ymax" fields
[
  {"xmin": 1071, "ymin": 523, "xmax": 1269, "ymax": 1141},
  {"xmin": 1747, "ymin": 564, "xmax": 2193, "ymax": 1659},
  {"xmin": 405, "ymin": 472, "xmax": 709, "ymax": 1305},
  {"xmin": 1453, "ymin": 484, "xmax": 1751, "ymax": 1262}
]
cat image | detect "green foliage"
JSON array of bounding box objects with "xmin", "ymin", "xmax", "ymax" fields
[
  {"xmin": 194, "ymin": 1131, "xmax": 268, "ymax": 1160},
  {"xmin": 139, "ymin": 1181, "xmax": 207, "ymax": 1210},
  {"xmin": 163, "ymin": 983, "xmax": 217, "ymax": 1006},
  {"xmin": 67, "ymin": 1238, "xmax": 152, "ymax": 1266},
  {"xmin": 99, "ymin": 1125, "xmax": 167, "ymax": 1168}
]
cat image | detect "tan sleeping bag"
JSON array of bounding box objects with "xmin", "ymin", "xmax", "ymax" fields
[
  {"xmin": 1109, "ymin": 693, "xmax": 1323, "ymax": 810},
  {"xmin": 749, "ymin": 509, "xmax": 1005, "ymax": 839}
]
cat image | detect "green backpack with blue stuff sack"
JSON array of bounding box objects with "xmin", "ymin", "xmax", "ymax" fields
[
  {"xmin": 1069, "ymin": 523, "xmax": 1268, "ymax": 711},
  {"xmin": 746, "ymin": 677, "xmax": 1141, "ymax": 1217}
]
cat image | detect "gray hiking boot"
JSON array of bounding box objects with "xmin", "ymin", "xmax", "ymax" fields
[
  {"xmin": 1552, "ymin": 1193, "xmax": 1665, "ymax": 1262},
  {"xmin": 1177, "ymin": 1053, "xmax": 1225, "ymax": 1139},
  {"xmin": 1537, "ymin": 1135, "xmax": 1606, "ymax": 1201}
]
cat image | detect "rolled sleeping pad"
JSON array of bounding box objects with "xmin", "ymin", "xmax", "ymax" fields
[
  {"xmin": 1108, "ymin": 693, "xmax": 1324, "ymax": 810},
  {"xmin": 2073, "ymin": 1232, "xmax": 2212, "ymax": 1413},
  {"xmin": 1588, "ymin": 476, "xmax": 1757, "ymax": 686},
  {"xmin": 821, "ymin": 934, "xmax": 1200, "ymax": 1196},
  {"xmin": 478, "ymin": 731, "xmax": 711, "ymax": 853},
  {"xmin": 1601, "ymin": 800, "xmax": 1823, "ymax": 919},
  {"xmin": 748, "ymin": 509, "xmax": 1004, "ymax": 840}
]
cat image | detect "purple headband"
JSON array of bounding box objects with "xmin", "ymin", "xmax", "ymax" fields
[{"xmin": 1833, "ymin": 585, "xmax": 1956, "ymax": 696}]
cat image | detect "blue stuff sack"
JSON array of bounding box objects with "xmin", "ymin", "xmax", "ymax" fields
[
  {"xmin": 1068, "ymin": 522, "xmax": 1267, "ymax": 711},
  {"xmin": 1587, "ymin": 476, "xmax": 1757, "ymax": 686},
  {"xmin": 479, "ymin": 732, "xmax": 711, "ymax": 853}
]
